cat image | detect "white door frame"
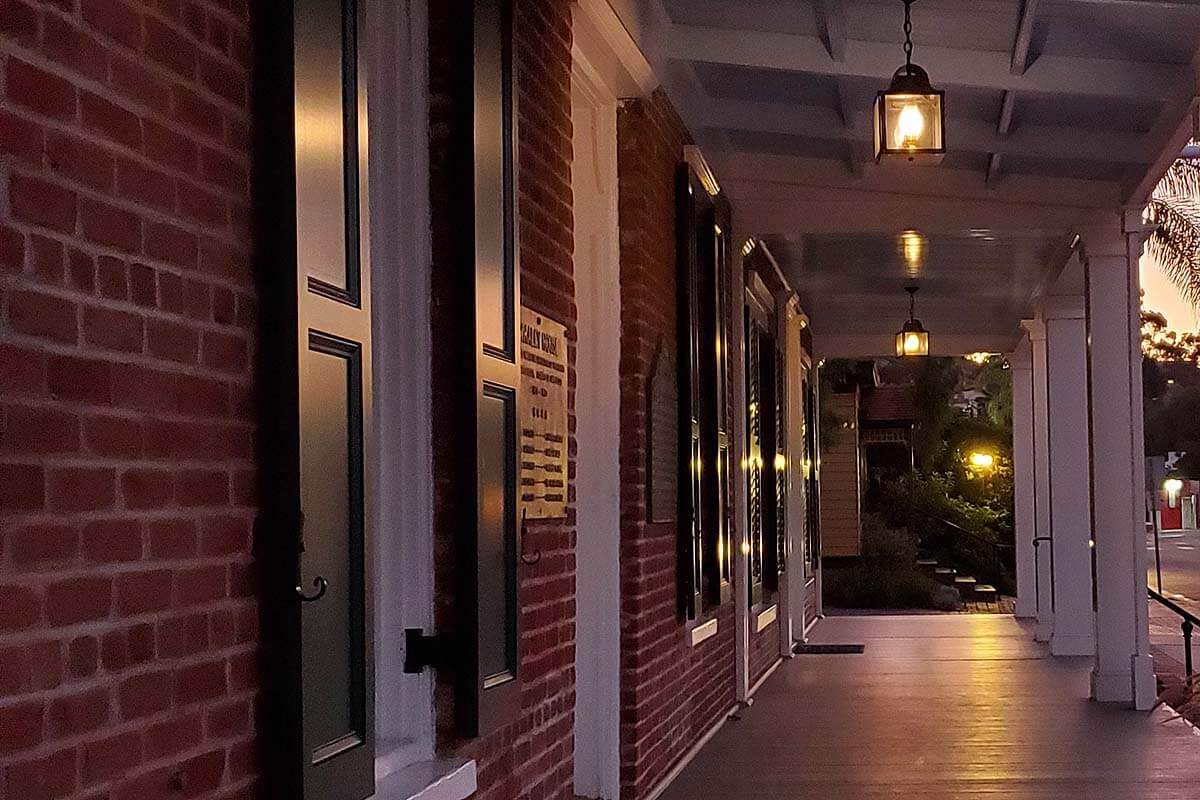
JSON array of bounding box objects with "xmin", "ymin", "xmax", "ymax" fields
[{"xmin": 570, "ymin": 22, "xmax": 625, "ymax": 800}]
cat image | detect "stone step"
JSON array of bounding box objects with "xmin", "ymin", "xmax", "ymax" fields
[
  {"xmin": 954, "ymin": 576, "xmax": 978, "ymax": 594},
  {"xmin": 916, "ymin": 559, "xmax": 938, "ymax": 574},
  {"xmin": 934, "ymin": 567, "xmax": 957, "ymax": 585},
  {"xmin": 973, "ymin": 584, "xmax": 998, "ymax": 602}
]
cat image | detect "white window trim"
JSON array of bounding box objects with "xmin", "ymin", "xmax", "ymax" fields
[{"xmin": 365, "ymin": 1, "xmax": 472, "ymax": 797}]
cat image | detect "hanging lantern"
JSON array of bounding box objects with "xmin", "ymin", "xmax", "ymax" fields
[
  {"xmin": 895, "ymin": 286, "xmax": 930, "ymax": 357},
  {"xmin": 874, "ymin": 0, "xmax": 945, "ymax": 163}
]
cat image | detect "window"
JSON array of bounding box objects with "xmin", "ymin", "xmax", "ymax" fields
[{"xmin": 676, "ymin": 160, "xmax": 733, "ymax": 619}]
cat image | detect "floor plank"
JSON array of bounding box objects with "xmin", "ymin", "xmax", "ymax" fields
[{"xmin": 658, "ymin": 615, "xmax": 1200, "ymax": 800}]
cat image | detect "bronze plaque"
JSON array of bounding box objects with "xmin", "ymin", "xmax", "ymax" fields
[
  {"xmin": 519, "ymin": 308, "xmax": 568, "ymax": 519},
  {"xmin": 648, "ymin": 338, "xmax": 678, "ymax": 523}
]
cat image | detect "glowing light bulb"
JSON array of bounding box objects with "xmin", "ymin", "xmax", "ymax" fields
[
  {"xmin": 969, "ymin": 452, "xmax": 995, "ymax": 469},
  {"xmin": 905, "ymin": 333, "xmax": 922, "ymax": 352},
  {"xmin": 895, "ymin": 103, "xmax": 925, "ymax": 148}
]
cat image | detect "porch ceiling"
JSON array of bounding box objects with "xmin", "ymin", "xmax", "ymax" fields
[{"xmin": 613, "ymin": 0, "xmax": 1200, "ymax": 355}]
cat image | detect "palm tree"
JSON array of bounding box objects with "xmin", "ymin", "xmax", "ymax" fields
[{"xmin": 1146, "ymin": 150, "xmax": 1200, "ymax": 307}]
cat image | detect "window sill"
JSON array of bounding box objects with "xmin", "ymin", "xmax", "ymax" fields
[
  {"xmin": 688, "ymin": 617, "xmax": 718, "ymax": 647},
  {"xmin": 371, "ymin": 758, "xmax": 477, "ymax": 800}
]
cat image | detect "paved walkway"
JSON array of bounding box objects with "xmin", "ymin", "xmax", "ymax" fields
[{"xmin": 659, "ymin": 614, "xmax": 1200, "ymax": 799}]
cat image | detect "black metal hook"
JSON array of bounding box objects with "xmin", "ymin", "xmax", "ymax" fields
[
  {"xmin": 520, "ymin": 509, "xmax": 541, "ymax": 565},
  {"xmin": 296, "ymin": 575, "xmax": 328, "ymax": 602}
]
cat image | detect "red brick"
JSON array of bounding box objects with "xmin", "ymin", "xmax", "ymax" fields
[
  {"xmin": 180, "ymin": 183, "xmax": 227, "ymax": 228},
  {"xmin": 3, "ymin": 747, "xmax": 76, "ymax": 799},
  {"xmin": 83, "ymin": 413, "xmax": 144, "ymax": 457},
  {"xmin": 68, "ymin": 248, "xmax": 96, "ymax": 291},
  {"xmin": 48, "ymin": 687, "xmax": 110, "ymax": 737},
  {"xmin": 201, "ymin": 147, "xmax": 247, "ymax": 193},
  {"xmin": 0, "ymin": 0, "xmax": 38, "ymax": 47},
  {"xmin": 45, "ymin": 130, "xmax": 116, "ymax": 192},
  {"xmin": 0, "ymin": 646, "xmax": 26, "ymax": 695},
  {"xmin": 83, "ymin": 306, "xmax": 144, "ymax": 353},
  {"xmin": 129, "ymin": 262, "xmax": 157, "ymax": 306},
  {"xmin": 199, "ymin": 515, "xmax": 247, "ymax": 555},
  {"xmin": 82, "ymin": 730, "xmax": 141, "ymax": 784},
  {"xmin": 43, "ymin": 12, "xmax": 109, "ymax": 83},
  {"xmin": 147, "ymin": 318, "xmax": 200, "ymax": 363},
  {"xmin": 142, "ymin": 713, "xmax": 200, "ymax": 759},
  {"xmin": 1, "ymin": 405, "xmax": 81, "ymax": 454},
  {"xmin": 179, "ymin": 748, "xmax": 225, "ymax": 795},
  {"xmin": 175, "ymin": 565, "xmax": 225, "ymax": 606},
  {"xmin": 9, "ymin": 173, "xmax": 78, "ymax": 234},
  {"xmin": 145, "ymin": 16, "xmax": 197, "ymax": 78},
  {"xmin": 0, "ymin": 584, "xmax": 40, "ymax": 631},
  {"xmin": 48, "ymin": 355, "xmax": 112, "ymax": 404},
  {"xmin": 176, "ymin": 468, "xmax": 228, "ymax": 507},
  {"xmin": 148, "ymin": 518, "xmax": 197, "ymax": 559},
  {"xmin": 0, "ymin": 225, "xmax": 24, "ymax": 273},
  {"xmin": 97, "ymin": 256, "xmax": 129, "ymax": 300},
  {"xmin": 173, "ymin": 85, "xmax": 224, "ymax": 141},
  {"xmin": 158, "ymin": 270, "xmax": 184, "ymax": 312},
  {"xmin": 119, "ymin": 468, "xmax": 173, "ymax": 509},
  {"xmin": 117, "ymin": 157, "xmax": 176, "ymax": 213},
  {"xmin": 0, "ymin": 463, "xmax": 45, "ymax": 512},
  {"xmin": 117, "ymin": 670, "xmax": 171, "ymax": 719},
  {"xmin": 82, "ymin": 0, "xmax": 142, "ymax": 50},
  {"xmin": 5, "ymin": 59, "xmax": 77, "ymax": 121},
  {"xmin": 47, "ymin": 466, "xmax": 116, "ymax": 512},
  {"xmin": 115, "ymin": 569, "xmax": 173, "ymax": 615},
  {"xmin": 45, "ymin": 577, "xmax": 112, "ymax": 626},
  {"xmin": 0, "ymin": 108, "xmax": 43, "ymax": 165},
  {"xmin": 144, "ymin": 220, "xmax": 198, "ymax": 268},
  {"xmin": 0, "ymin": 701, "xmax": 43, "ymax": 754},
  {"xmin": 81, "ymin": 518, "xmax": 143, "ymax": 563},
  {"xmin": 7, "ymin": 523, "xmax": 79, "ymax": 567},
  {"xmin": 201, "ymin": 330, "xmax": 247, "ymax": 372},
  {"xmin": 110, "ymin": 52, "xmax": 171, "ymax": 115},
  {"xmin": 144, "ymin": 119, "xmax": 199, "ymax": 174},
  {"xmin": 156, "ymin": 612, "xmax": 208, "ymax": 658},
  {"xmin": 80, "ymin": 197, "xmax": 142, "ymax": 252},
  {"xmin": 27, "ymin": 640, "xmax": 63, "ymax": 690},
  {"xmin": 30, "ymin": 234, "xmax": 66, "ymax": 284},
  {"xmin": 110, "ymin": 363, "xmax": 175, "ymax": 413},
  {"xmin": 177, "ymin": 373, "xmax": 228, "ymax": 417},
  {"xmin": 7, "ymin": 289, "xmax": 78, "ymax": 344},
  {"xmin": 69, "ymin": 636, "xmax": 100, "ymax": 678}
]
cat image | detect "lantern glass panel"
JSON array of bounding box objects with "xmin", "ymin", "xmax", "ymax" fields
[{"xmin": 875, "ymin": 91, "xmax": 944, "ymax": 160}]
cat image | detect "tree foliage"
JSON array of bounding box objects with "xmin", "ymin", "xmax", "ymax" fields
[{"xmin": 1147, "ymin": 156, "xmax": 1200, "ymax": 308}]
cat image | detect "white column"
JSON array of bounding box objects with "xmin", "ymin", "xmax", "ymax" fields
[
  {"xmin": 1009, "ymin": 335, "xmax": 1037, "ymax": 619},
  {"xmin": 1025, "ymin": 318, "xmax": 1055, "ymax": 641},
  {"xmin": 1042, "ymin": 295, "xmax": 1095, "ymax": 657},
  {"xmin": 1083, "ymin": 216, "xmax": 1156, "ymax": 709}
]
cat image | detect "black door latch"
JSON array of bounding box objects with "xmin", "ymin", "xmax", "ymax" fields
[{"xmin": 403, "ymin": 628, "xmax": 442, "ymax": 673}]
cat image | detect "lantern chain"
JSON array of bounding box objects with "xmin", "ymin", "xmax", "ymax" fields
[{"xmin": 903, "ymin": 0, "xmax": 914, "ymax": 73}]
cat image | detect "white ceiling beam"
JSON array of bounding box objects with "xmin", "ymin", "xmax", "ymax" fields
[
  {"xmin": 815, "ymin": 0, "xmax": 847, "ymax": 62},
  {"xmin": 987, "ymin": 153, "xmax": 1004, "ymax": 185},
  {"xmin": 1121, "ymin": 70, "xmax": 1199, "ymax": 203},
  {"xmin": 669, "ymin": 24, "xmax": 1190, "ymax": 102},
  {"xmin": 700, "ymin": 100, "xmax": 1148, "ymax": 164},
  {"xmin": 1010, "ymin": 0, "xmax": 1040, "ymax": 76},
  {"xmin": 997, "ymin": 91, "xmax": 1017, "ymax": 138}
]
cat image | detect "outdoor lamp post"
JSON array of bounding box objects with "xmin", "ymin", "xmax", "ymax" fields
[
  {"xmin": 874, "ymin": 0, "xmax": 945, "ymax": 163},
  {"xmin": 895, "ymin": 286, "xmax": 930, "ymax": 356}
]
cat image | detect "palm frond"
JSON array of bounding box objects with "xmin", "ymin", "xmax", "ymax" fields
[{"xmin": 1147, "ymin": 157, "xmax": 1200, "ymax": 309}]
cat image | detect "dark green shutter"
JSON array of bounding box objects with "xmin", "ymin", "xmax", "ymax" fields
[
  {"xmin": 454, "ymin": 0, "xmax": 520, "ymax": 737},
  {"xmin": 256, "ymin": 0, "xmax": 375, "ymax": 796},
  {"xmin": 676, "ymin": 165, "xmax": 705, "ymax": 619}
]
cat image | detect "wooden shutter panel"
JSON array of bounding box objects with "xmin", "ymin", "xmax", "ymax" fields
[
  {"xmin": 745, "ymin": 310, "xmax": 765, "ymax": 606},
  {"xmin": 255, "ymin": 0, "xmax": 375, "ymax": 796},
  {"xmin": 712, "ymin": 206, "xmax": 733, "ymax": 600},
  {"xmin": 452, "ymin": 0, "xmax": 521, "ymax": 737},
  {"xmin": 676, "ymin": 165, "xmax": 705, "ymax": 619}
]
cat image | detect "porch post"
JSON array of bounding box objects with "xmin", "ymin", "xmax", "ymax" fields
[
  {"xmin": 1081, "ymin": 215, "xmax": 1156, "ymax": 709},
  {"xmin": 1042, "ymin": 293, "xmax": 1095, "ymax": 657},
  {"xmin": 1009, "ymin": 335, "xmax": 1037, "ymax": 619},
  {"xmin": 1024, "ymin": 317, "xmax": 1055, "ymax": 641}
]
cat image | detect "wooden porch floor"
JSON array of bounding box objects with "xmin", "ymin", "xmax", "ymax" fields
[{"xmin": 659, "ymin": 614, "xmax": 1199, "ymax": 799}]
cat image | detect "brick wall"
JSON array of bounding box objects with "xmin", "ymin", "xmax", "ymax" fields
[
  {"xmin": 0, "ymin": 2, "xmax": 257, "ymax": 800},
  {"xmin": 748, "ymin": 618, "xmax": 778, "ymax": 688},
  {"xmin": 616, "ymin": 91, "xmax": 736, "ymax": 800},
  {"xmin": 428, "ymin": 1, "xmax": 577, "ymax": 798}
]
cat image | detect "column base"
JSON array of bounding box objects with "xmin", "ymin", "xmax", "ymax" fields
[
  {"xmin": 1033, "ymin": 618, "xmax": 1053, "ymax": 642},
  {"xmin": 1050, "ymin": 631, "xmax": 1094, "ymax": 657},
  {"xmin": 1091, "ymin": 654, "xmax": 1156, "ymax": 709},
  {"xmin": 1014, "ymin": 600, "xmax": 1036, "ymax": 620}
]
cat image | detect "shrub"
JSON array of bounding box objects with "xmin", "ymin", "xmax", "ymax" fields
[{"xmin": 823, "ymin": 514, "xmax": 948, "ymax": 610}]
